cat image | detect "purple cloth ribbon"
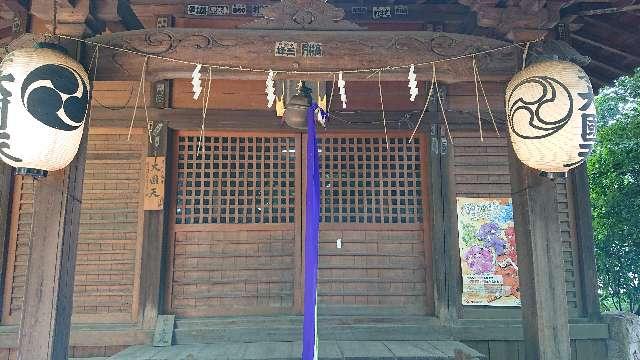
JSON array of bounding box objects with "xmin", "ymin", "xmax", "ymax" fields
[{"xmin": 302, "ymin": 103, "xmax": 323, "ymax": 360}]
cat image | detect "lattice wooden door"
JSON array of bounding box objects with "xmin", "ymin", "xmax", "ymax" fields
[
  {"xmin": 309, "ymin": 132, "xmax": 432, "ymax": 315},
  {"xmin": 167, "ymin": 130, "xmax": 432, "ymax": 317},
  {"xmin": 167, "ymin": 132, "xmax": 302, "ymax": 317}
]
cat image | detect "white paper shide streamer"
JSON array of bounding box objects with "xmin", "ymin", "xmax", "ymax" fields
[
  {"xmin": 191, "ymin": 64, "xmax": 202, "ymax": 100},
  {"xmin": 408, "ymin": 64, "xmax": 418, "ymax": 101},
  {"xmin": 192, "ymin": 64, "xmax": 202, "ymax": 100},
  {"xmin": 266, "ymin": 70, "xmax": 276, "ymax": 108},
  {"xmin": 338, "ymin": 71, "xmax": 347, "ymax": 109}
]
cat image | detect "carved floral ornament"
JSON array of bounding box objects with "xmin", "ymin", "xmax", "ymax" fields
[{"xmin": 240, "ymin": 0, "xmax": 361, "ymax": 30}]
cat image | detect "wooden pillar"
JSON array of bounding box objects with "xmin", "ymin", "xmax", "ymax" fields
[
  {"xmin": 0, "ymin": 164, "xmax": 13, "ymax": 316},
  {"xmin": 16, "ymin": 32, "xmax": 90, "ymax": 358},
  {"xmin": 569, "ymin": 163, "xmax": 601, "ymax": 321},
  {"xmin": 428, "ymin": 85, "xmax": 461, "ymax": 322},
  {"xmin": 509, "ymin": 147, "xmax": 571, "ymax": 360},
  {"xmin": 429, "ymin": 121, "xmax": 448, "ymax": 321},
  {"xmin": 139, "ymin": 122, "xmax": 170, "ymax": 329},
  {"xmin": 17, "ymin": 126, "xmax": 89, "ymax": 360}
]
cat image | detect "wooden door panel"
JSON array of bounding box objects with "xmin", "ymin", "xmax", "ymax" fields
[
  {"xmin": 318, "ymin": 229, "xmax": 427, "ymax": 315},
  {"xmin": 307, "ymin": 133, "xmax": 432, "ymax": 315},
  {"xmin": 170, "ymin": 229, "xmax": 295, "ymax": 316},
  {"xmin": 167, "ymin": 132, "xmax": 300, "ymax": 316}
]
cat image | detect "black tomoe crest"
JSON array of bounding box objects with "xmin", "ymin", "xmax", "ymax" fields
[
  {"xmin": 20, "ymin": 64, "xmax": 88, "ymax": 131},
  {"xmin": 507, "ymin": 75, "xmax": 573, "ymax": 140}
]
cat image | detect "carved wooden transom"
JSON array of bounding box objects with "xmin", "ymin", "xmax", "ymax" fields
[{"xmin": 241, "ymin": 0, "xmax": 361, "ymax": 30}]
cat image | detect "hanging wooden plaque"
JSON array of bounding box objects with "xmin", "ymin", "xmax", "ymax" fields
[{"xmin": 144, "ymin": 156, "xmax": 166, "ymax": 210}]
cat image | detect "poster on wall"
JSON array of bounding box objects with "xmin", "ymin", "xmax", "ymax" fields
[{"xmin": 456, "ymin": 197, "xmax": 520, "ymax": 306}]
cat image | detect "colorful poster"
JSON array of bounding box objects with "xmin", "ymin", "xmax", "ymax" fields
[{"xmin": 457, "ymin": 197, "xmax": 520, "ymax": 306}]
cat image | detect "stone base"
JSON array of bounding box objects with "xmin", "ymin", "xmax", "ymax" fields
[{"xmin": 603, "ymin": 311, "xmax": 640, "ymax": 360}]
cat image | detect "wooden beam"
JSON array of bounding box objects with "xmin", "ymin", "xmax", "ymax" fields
[
  {"xmin": 568, "ymin": 164, "xmax": 601, "ymax": 321},
  {"xmin": 588, "ymin": 58, "xmax": 628, "ymax": 76},
  {"xmin": 138, "ymin": 122, "xmax": 170, "ymax": 329},
  {"xmin": 575, "ymin": 3, "xmax": 640, "ymax": 16},
  {"xmin": 580, "ymin": 16, "xmax": 639, "ymax": 39},
  {"xmin": 87, "ymin": 107, "xmax": 508, "ymax": 132},
  {"xmin": 87, "ymin": 29, "xmax": 518, "ymax": 82},
  {"xmin": 16, "ymin": 126, "xmax": 89, "ymax": 360},
  {"xmin": 570, "ymin": 33, "xmax": 640, "ymax": 63},
  {"xmin": 508, "ymin": 149, "xmax": 571, "ymax": 360}
]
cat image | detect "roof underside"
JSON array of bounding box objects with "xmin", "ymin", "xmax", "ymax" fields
[{"xmin": 1, "ymin": 0, "xmax": 639, "ymax": 91}]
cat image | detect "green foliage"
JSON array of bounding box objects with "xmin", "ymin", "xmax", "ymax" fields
[
  {"xmin": 594, "ymin": 68, "xmax": 640, "ymax": 125},
  {"xmin": 588, "ymin": 68, "xmax": 640, "ymax": 314}
]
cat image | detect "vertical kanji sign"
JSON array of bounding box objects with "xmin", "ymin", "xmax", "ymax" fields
[{"xmin": 144, "ymin": 156, "xmax": 166, "ymax": 210}]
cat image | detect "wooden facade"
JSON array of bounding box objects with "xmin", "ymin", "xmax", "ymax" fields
[{"xmin": 1, "ymin": 0, "xmax": 639, "ymax": 359}]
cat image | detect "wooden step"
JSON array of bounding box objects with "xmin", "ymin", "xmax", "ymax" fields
[
  {"xmin": 108, "ymin": 341, "xmax": 486, "ymax": 359},
  {"xmin": 173, "ymin": 316, "xmax": 451, "ymax": 344}
]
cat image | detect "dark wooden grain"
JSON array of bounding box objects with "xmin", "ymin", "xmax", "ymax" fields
[
  {"xmin": 17, "ymin": 124, "xmax": 89, "ymax": 360},
  {"xmin": 508, "ymin": 146, "xmax": 571, "ymax": 360},
  {"xmin": 569, "ymin": 164, "xmax": 601, "ymax": 321},
  {"xmin": 0, "ymin": 164, "xmax": 13, "ymax": 320},
  {"xmin": 87, "ymin": 29, "xmax": 518, "ymax": 82},
  {"xmin": 139, "ymin": 123, "xmax": 170, "ymax": 329},
  {"xmin": 429, "ymin": 120, "xmax": 450, "ymax": 321}
]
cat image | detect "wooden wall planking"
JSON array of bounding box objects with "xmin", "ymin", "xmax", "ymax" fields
[
  {"xmin": 451, "ymin": 131, "xmax": 584, "ymax": 318},
  {"xmin": 1, "ymin": 129, "xmax": 147, "ymax": 324},
  {"xmin": 88, "ymin": 80, "xmax": 507, "ymax": 114},
  {"xmin": 75, "ymin": 129, "xmax": 147, "ymax": 322},
  {"xmin": 1, "ymin": 176, "xmax": 33, "ymax": 323},
  {"xmin": 328, "ymin": 81, "xmax": 427, "ymax": 111},
  {"xmin": 91, "ymin": 81, "xmax": 141, "ymax": 109},
  {"xmin": 172, "ymin": 79, "xmax": 267, "ymax": 110}
]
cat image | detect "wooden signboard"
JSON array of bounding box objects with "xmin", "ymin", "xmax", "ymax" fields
[
  {"xmin": 152, "ymin": 314, "xmax": 175, "ymax": 346},
  {"xmin": 144, "ymin": 156, "xmax": 166, "ymax": 210}
]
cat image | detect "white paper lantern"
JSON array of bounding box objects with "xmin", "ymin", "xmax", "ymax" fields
[
  {"xmin": 0, "ymin": 44, "xmax": 89, "ymax": 173},
  {"xmin": 506, "ymin": 60, "xmax": 597, "ymax": 173}
]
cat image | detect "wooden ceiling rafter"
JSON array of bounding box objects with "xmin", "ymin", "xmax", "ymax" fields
[
  {"xmin": 457, "ymin": 0, "xmax": 569, "ymax": 41},
  {"xmin": 588, "ymin": 58, "xmax": 629, "ymax": 76},
  {"xmin": 579, "ymin": 15, "xmax": 640, "ymax": 39},
  {"xmin": 570, "ymin": 33, "xmax": 640, "ymax": 63},
  {"xmin": 574, "ymin": 2, "xmax": 640, "ymax": 15}
]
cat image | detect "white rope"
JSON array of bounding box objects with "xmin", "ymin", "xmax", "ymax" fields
[
  {"xmin": 476, "ymin": 61, "xmax": 500, "ymax": 136},
  {"xmin": 85, "ymin": 45, "xmax": 99, "ymax": 129},
  {"xmin": 473, "ymin": 56, "xmax": 484, "ymax": 142},
  {"xmin": 522, "ymin": 41, "xmax": 531, "ymax": 70},
  {"xmin": 327, "ymin": 73, "xmax": 336, "ymax": 114},
  {"xmin": 197, "ymin": 66, "xmax": 213, "ymax": 157},
  {"xmin": 127, "ymin": 56, "xmax": 148, "ymax": 141},
  {"xmin": 50, "ymin": 33, "xmax": 544, "ymax": 76},
  {"xmin": 409, "ymin": 66, "xmax": 435, "ymax": 144},
  {"xmin": 378, "ymin": 71, "xmax": 389, "ymax": 151}
]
